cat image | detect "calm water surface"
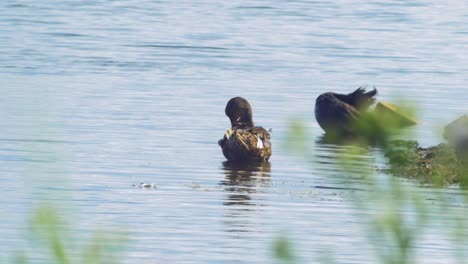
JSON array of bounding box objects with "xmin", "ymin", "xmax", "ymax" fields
[{"xmin": 1, "ymin": 0, "xmax": 468, "ymax": 263}]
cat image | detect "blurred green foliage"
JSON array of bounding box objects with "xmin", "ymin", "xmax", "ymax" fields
[
  {"xmin": 30, "ymin": 206, "xmax": 70, "ymax": 264},
  {"xmin": 352, "ymin": 101, "xmax": 417, "ymax": 145},
  {"xmin": 10, "ymin": 205, "xmax": 127, "ymax": 264},
  {"xmin": 273, "ymin": 235, "xmax": 296, "ymax": 264},
  {"xmin": 286, "ymin": 119, "xmax": 309, "ymax": 154}
]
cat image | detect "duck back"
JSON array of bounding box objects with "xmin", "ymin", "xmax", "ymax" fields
[
  {"xmin": 314, "ymin": 87, "xmax": 377, "ymax": 135},
  {"xmin": 315, "ymin": 92, "xmax": 360, "ymax": 135},
  {"xmin": 218, "ymin": 126, "xmax": 272, "ymax": 162}
]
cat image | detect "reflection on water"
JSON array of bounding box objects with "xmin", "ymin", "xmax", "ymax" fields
[
  {"xmin": 313, "ymin": 134, "xmax": 379, "ymax": 191},
  {"xmin": 314, "ymin": 133, "xmax": 365, "ymax": 146},
  {"xmin": 315, "ymin": 135, "xmax": 373, "ymax": 168},
  {"xmin": 220, "ymin": 162, "xmax": 271, "ymax": 235},
  {"xmin": 220, "ymin": 161, "xmax": 271, "ymax": 206}
]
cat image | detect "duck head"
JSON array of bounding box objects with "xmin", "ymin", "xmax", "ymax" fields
[{"xmin": 225, "ymin": 97, "xmax": 254, "ymax": 128}]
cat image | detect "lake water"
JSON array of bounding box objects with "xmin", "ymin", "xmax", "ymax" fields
[{"xmin": 1, "ymin": 0, "xmax": 468, "ymax": 263}]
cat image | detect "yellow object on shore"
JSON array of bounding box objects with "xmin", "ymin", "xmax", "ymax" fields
[{"xmin": 375, "ymin": 101, "xmax": 418, "ymax": 127}]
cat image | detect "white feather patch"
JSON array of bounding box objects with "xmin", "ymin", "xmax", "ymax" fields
[
  {"xmin": 225, "ymin": 129, "xmax": 233, "ymax": 139},
  {"xmin": 255, "ymin": 135, "xmax": 263, "ymax": 149}
]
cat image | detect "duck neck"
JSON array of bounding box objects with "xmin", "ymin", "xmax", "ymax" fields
[{"xmin": 232, "ymin": 121, "xmax": 254, "ymax": 129}]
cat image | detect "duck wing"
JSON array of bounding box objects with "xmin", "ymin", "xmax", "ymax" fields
[
  {"xmin": 219, "ymin": 127, "xmax": 272, "ymax": 162},
  {"xmin": 332, "ymin": 99, "xmax": 360, "ymax": 122},
  {"xmin": 315, "ymin": 93, "xmax": 360, "ymax": 133},
  {"xmin": 248, "ymin": 126, "xmax": 271, "ymax": 149}
]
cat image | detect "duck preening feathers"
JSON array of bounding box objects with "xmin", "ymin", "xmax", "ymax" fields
[
  {"xmin": 314, "ymin": 87, "xmax": 377, "ymax": 136},
  {"xmin": 218, "ymin": 97, "xmax": 272, "ymax": 162}
]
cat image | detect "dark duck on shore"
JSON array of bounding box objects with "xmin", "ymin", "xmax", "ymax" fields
[
  {"xmin": 218, "ymin": 97, "xmax": 272, "ymax": 162},
  {"xmin": 315, "ymin": 87, "xmax": 377, "ymax": 136}
]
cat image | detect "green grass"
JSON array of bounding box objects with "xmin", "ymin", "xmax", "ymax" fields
[{"xmin": 10, "ymin": 205, "xmax": 128, "ymax": 264}]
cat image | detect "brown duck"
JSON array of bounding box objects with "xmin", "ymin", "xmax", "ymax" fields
[{"xmin": 218, "ymin": 97, "xmax": 272, "ymax": 162}]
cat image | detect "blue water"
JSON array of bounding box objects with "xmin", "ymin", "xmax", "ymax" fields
[{"xmin": 1, "ymin": 0, "xmax": 468, "ymax": 263}]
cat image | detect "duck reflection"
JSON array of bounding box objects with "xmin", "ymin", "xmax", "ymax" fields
[
  {"xmin": 314, "ymin": 134, "xmax": 347, "ymax": 165},
  {"xmin": 315, "ymin": 132, "xmax": 375, "ymax": 146},
  {"xmin": 220, "ymin": 161, "xmax": 271, "ymax": 234},
  {"xmin": 314, "ymin": 134, "xmax": 375, "ymax": 177},
  {"xmin": 220, "ymin": 161, "xmax": 271, "ymax": 206}
]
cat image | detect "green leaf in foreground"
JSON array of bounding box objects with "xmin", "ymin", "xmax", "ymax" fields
[{"xmin": 273, "ymin": 235, "xmax": 296, "ymax": 264}]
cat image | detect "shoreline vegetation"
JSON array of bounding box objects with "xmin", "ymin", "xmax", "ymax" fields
[{"xmin": 384, "ymin": 140, "xmax": 463, "ymax": 186}]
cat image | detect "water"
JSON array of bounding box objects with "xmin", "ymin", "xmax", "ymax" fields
[{"xmin": 1, "ymin": 0, "xmax": 468, "ymax": 263}]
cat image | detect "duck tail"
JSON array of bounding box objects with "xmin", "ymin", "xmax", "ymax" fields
[{"xmin": 347, "ymin": 86, "xmax": 377, "ymax": 110}]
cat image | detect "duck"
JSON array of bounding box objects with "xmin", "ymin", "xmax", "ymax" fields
[
  {"xmin": 218, "ymin": 97, "xmax": 272, "ymax": 162},
  {"xmin": 314, "ymin": 87, "xmax": 377, "ymax": 136},
  {"xmin": 444, "ymin": 115, "xmax": 468, "ymax": 161}
]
